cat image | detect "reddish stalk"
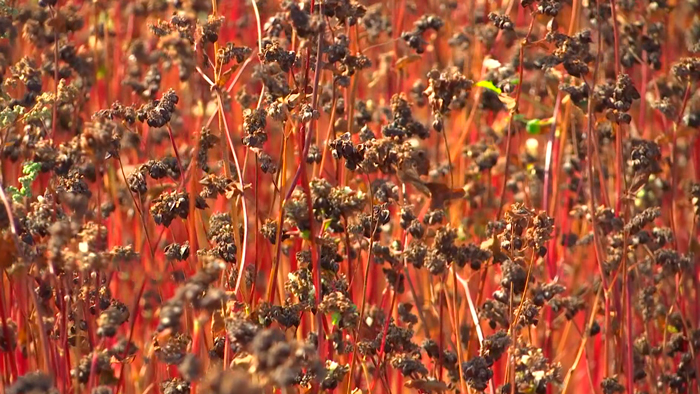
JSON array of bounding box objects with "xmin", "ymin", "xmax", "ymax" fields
[
  {"xmin": 584, "ymin": 8, "xmax": 614, "ymax": 382},
  {"xmin": 497, "ymin": 13, "xmax": 536, "ymax": 220},
  {"xmin": 0, "ymin": 184, "xmax": 23, "ymax": 380},
  {"xmin": 114, "ymin": 278, "xmax": 148, "ymax": 394},
  {"xmin": 0, "ymin": 274, "xmax": 18, "ymax": 381},
  {"xmin": 214, "ymin": 92, "xmax": 250, "ymax": 296},
  {"xmin": 608, "ymin": 0, "xmax": 624, "ymax": 217},
  {"xmin": 50, "ymin": 5, "xmax": 59, "ymax": 141},
  {"xmin": 347, "ymin": 180, "xmax": 377, "ymax": 394},
  {"xmin": 542, "ymin": 92, "xmax": 562, "ymax": 277},
  {"xmin": 669, "ymin": 83, "xmax": 692, "ymax": 253}
]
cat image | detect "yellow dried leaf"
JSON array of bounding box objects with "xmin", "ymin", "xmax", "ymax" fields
[
  {"xmin": 0, "ymin": 232, "xmax": 17, "ymax": 269},
  {"xmin": 285, "ymin": 92, "xmax": 303, "ymax": 106},
  {"xmin": 211, "ymin": 310, "xmax": 225, "ymax": 335},
  {"xmin": 498, "ymin": 93, "xmax": 517, "ymax": 110},
  {"xmin": 481, "ymin": 235, "xmax": 507, "ymax": 262},
  {"xmin": 232, "ymin": 354, "xmax": 253, "ymax": 368},
  {"xmin": 562, "ymin": 94, "xmax": 570, "ymax": 105},
  {"xmin": 46, "ymin": 13, "xmax": 68, "ymax": 33},
  {"xmin": 395, "ymin": 54, "xmax": 422, "ymax": 70},
  {"xmin": 405, "ymin": 379, "xmax": 449, "ymax": 392},
  {"xmin": 225, "ymin": 182, "xmax": 250, "ymax": 200},
  {"xmin": 217, "ymin": 65, "xmax": 238, "ymax": 88},
  {"xmin": 146, "ymin": 183, "xmax": 177, "ymax": 200}
]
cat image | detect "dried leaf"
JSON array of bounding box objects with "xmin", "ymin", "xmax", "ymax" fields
[
  {"xmin": 232, "ymin": 354, "xmax": 253, "ymax": 368},
  {"xmin": 425, "ymin": 182, "xmax": 466, "ymax": 210},
  {"xmin": 405, "ymin": 379, "xmax": 450, "ymax": 392},
  {"xmin": 46, "ymin": 13, "xmax": 68, "ymax": 33},
  {"xmin": 498, "ymin": 93, "xmax": 516, "ymax": 110},
  {"xmin": 224, "ymin": 182, "xmax": 250, "ymax": 200},
  {"xmin": 395, "ymin": 54, "xmax": 422, "ymax": 70},
  {"xmin": 146, "ymin": 183, "xmax": 178, "ymax": 200},
  {"xmin": 216, "ymin": 65, "xmax": 238, "ymax": 88},
  {"xmin": 211, "ymin": 310, "xmax": 225, "ymax": 335},
  {"xmin": 481, "ymin": 235, "xmax": 507, "ymax": 262},
  {"xmin": 0, "ymin": 232, "xmax": 17, "ymax": 269}
]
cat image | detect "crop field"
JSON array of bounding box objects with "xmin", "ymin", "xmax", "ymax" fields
[{"xmin": 1, "ymin": 1, "xmax": 700, "ymax": 394}]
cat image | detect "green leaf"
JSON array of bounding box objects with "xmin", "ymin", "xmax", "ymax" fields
[
  {"xmin": 331, "ymin": 312, "xmax": 341, "ymax": 327},
  {"xmin": 510, "ymin": 78, "xmax": 520, "ymax": 85},
  {"xmin": 526, "ymin": 119, "xmax": 542, "ymax": 135},
  {"xmin": 0, "ymin": 106, "xmax": 24, "ymax": 128},
  {"xmin": 512, "ymin": 114, "xmax": 527, "ymax": 122},
  {"xmin": 322, "ymin": 220, "xmax": 331, "ymax": 233},
  {"xmin": 457, "ymin": 225, "xmax": 468, "ymax": 241},
  {"xmin": 6, "ymin": 186, "xmax": 20, "ymax": 203},
  {"xmin": 97, "ymin": 65, "xmax": 108, "ymax": 80},
  {"xmin": 475, "ymin": 80, "xmax": 502, "ymax": 94},
  {"xmin": 22, "ymin": 162, "xmax": 41, "ymax": 177},
  {"xmin": 301, "ymin": 229, "xmax": 311, "ymax": 240},
  {"xmin": 7, "ymin": 162, "xmax": 41, "ymax": 203}
]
